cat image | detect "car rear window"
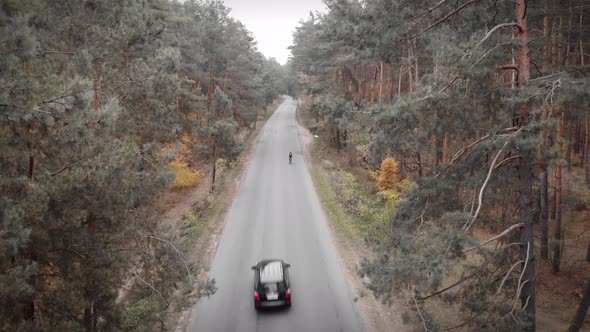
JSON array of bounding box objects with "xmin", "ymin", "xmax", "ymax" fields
[
  {"xmin": 262, "ymin": 282, "xmax": 286, "ymax": 293},
  {"xmin": 263, "ymin": 283, "xmax": 278, "ymax": 293}
]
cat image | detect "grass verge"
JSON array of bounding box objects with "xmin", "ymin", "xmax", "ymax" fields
[{"xmin": 309, "ymin": 158, "xmax": 363, "ymax": 242}]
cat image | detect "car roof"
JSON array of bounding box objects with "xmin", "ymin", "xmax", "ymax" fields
[{"xmin": 258, "ymin": 260, "xmax": 284, "ymax": 283}]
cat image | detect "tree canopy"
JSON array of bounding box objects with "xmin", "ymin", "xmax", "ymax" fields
[
  {"xmin": 0, "ymin": 0, "xmax": 287, "ymax": 330},
  {"xmin": 290, "ymin": 0, "xmax": 589, "ymax": 330}
]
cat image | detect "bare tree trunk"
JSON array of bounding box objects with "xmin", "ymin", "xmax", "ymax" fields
[
  {"xmin": 28, "ymin": 156, "xmax": 34, "ymax": 180},
  {"xmin": 515, "ymin": 1, "xmax": 536, "ymax": 330},
  {"xmin": 553, "ymin": 112, "xmax": 565, "ymax": 273},
  {"xmin": 379, "ymin": 61, "xmax": 383, "ymax": 104},
  {"xmin": 397, "ymin": 65, "xmax": 403, "ymax": 96},
  {"xmin": 211, "ymin": 139, "xmax": 216, "ymax": 192},
  {"xmin": 416, "ymin": 152, "xmax": 423, "ymax": 177},
  {"xmin": 580, "ymin": 14, "xmax": 585, "ymax": 66},
  {"xmin": 442, "ymin": 133, "xmax": 449, "ymax": 163},
  {"xmin": 92, "ymin": 75, "xmax": 100, "ymax": 112},
  {"xmin": 336, "ymin": 128, "xmax": 341, "ymax": 153},
  {"xmin": 434, "ymin": 135, "xmax": 442, "ymax": 168},
  {"xmin": 586, "ymin": 242, "xmax": 590, "ymax": 262},
  {"xmin": 567, "ymin": 123, "xmax": 573, "ymax": 171},
  {"xmin": 567, "ymin": 280, "xmax": 590, "ymax": 332},
  {"xmin": 540, "ymin": 162, "xmax": 549, "ymax": 259},
  {"xmin": 585, "ymin": 115, "xmax": 589, "ymax": 188},
  {"xmin": 413, "ymin": 39, "xmax": 419, "ymax": 82},
  {"xmin": 84, "ymin": 301, "xmax": 95, "ymax": 332},
  {"xmin": 542, "ymin": 0, "xmax": 552, "ymax": 74}
]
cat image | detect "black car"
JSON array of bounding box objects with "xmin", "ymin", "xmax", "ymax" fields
[{"xmin": 251, "ymin": 259, "xmax": 291, "ymax": 309}]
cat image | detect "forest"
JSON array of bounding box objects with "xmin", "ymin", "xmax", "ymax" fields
[
  {"xmin": 290, "ymin": 0, "xmax": 589, "ymax": 331},
  {"xmin": 1, "ymin": 0, "xmax": 289, "ymax": 330}
]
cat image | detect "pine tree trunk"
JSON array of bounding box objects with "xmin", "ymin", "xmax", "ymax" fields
[
  {"xmin": 222, "ymin": 63, "xmax": 229, "ymax": 93},
  {"xmin": 585, "ymin": 115, "xmax": 589, "ymax": 188},
  {"xmin": 519, "ymin": 152, "xmax": 536, "ymax": 331},
  {"xmin": 92, "ymin": 75, "xmax": 100, "ymax": 112},
  {"xmin": 416, "ymin": 152, "xmax": 422, "ymax": 177},
  {"xmin": 434, "ymin": 135, "xmax": 442, "ymax": 168},
  {"xmin": 540, "ymin": 166, "xmax": 549, "ymax": 259},
  {"xmin": 557, "ymin": 16, "xmax": 564, "ymax": 67},
  {"xmin": 586, "ymin": 242, "xmax": 590, "ymax": 262},
  {"xmin": 378, "ymin": 61, "xmax": 384, "ymax": 103},
  {"xmin": 553, "ymin": 112, "xmax": 565, "ymax": 273},
  {"xmin": 84, "ymin": 301, "xmax": 95, "ymax": 332},
  {"xmin": 580, "ymin": 14, "xmax": 585, "ymax": 66},
  {"xmin": 211, "ymin": 139, "xmax": 216, "ymax": 192},
  {"xmin": 397, "ymin": 65, "xmax": 403, "ymax": 96},
  {"xmin": 567, "ymin": 123, "xmax": 572, "ymax": 171},
  {"xmin": 28, "ymin": 156, "xmax": 34, "ymax": 180},
  {"xmin": 542, "ymin": 0, "xmax": 552, "ymax": 74},
  {"xmin": 515, "ymin": 1, "xmax": 536, "ymax": 330},
  {"xmin": 566, "ymin": 280, "xmax": 590, "ymax": 332},
  {"xmin": 336, "ymin": 128, "xmax": 341, "ymax": 153},
  {"xmin": 442, "ymin": 134, "xmax": 449, "ymax": 163}
]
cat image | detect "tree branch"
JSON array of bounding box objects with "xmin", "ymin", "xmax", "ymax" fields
[
  {"xmin": 51, "ymin": 160, "xmax": 83, "ymax": 176},
  {"xmin": 420, "ymin": 243, "xmax": 521, "ymax": 301},
  {"xmin": 463, "ymin": 141, "xmax": 509, "ymax": 233},
  {"xmin": 413, "ymin": 293, "xmax": 432, "ymax": 332},
  {"xmin": 497, "ymin": 65, "xmax": 519, "ymax": 72},
  {"xmin": 494, "ymin": 155, "xmax": 522, "ymax": 169},
  {"xmin": 474, "ymin": 23, "xmax": 523, "ymax": 49},
  {"xmin": 435, "ymin": 134, "xmax": 491, "ymax": 178},
  {"xmin": 464, "ymin": 223, "xmax": 524, "ymax": 253},
  {"xmin": 510, "ymin": 241, "xmax": 530, "ymax": 314},
  {"xmin": 142, "ymin": 234, "xmax": 194, "ymax": 283},
  {"xmin": 423, "ymin": 0, "xmax": 480, "ymax": 34},
  {"xmin": 411, "ymin": 0, "xmax": 450, "ymax": 26},
  {"xmin": 40, "ymin": 93, "xmax": 76, "ymax": 105},
  {"xmin": 495, "ymin": 260, "xmax": 524, "ymax": 296},
  {"xmin": 133, "ymin": 270, "xmax": 169, "ymax": 307}
]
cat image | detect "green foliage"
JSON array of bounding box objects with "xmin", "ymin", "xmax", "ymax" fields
[
  {"xmin": 291, "ymin": 0, "xmax": 589, "ymax": 328},
  {"xmin": 121, "ymin": 297, "xmax": 163, "ymax": 331},
  {"xmin": 0, "ymin": 0, "xmax": 285, "ymax": 328}
]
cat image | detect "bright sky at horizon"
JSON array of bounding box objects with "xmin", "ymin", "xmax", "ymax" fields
[{"xmin": 221, "ymin": 0, "xmax": 327, "ymax": 65}]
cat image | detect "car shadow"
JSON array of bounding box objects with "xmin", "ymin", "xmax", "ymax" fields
[{"xmin": 255, "ymin": 306, "xmax": 292, "ymax": 315}]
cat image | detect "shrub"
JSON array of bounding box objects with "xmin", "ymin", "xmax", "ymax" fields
[{"xmin": 170, "ymin": 157, "xmax": 203, "ymax": 188}]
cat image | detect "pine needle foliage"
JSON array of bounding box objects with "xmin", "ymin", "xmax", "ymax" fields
[
  {"xmin": 1, "ymin": 0, "xmax": 289, "ymax": 329},
  {"xmin": 291, "ymin": 0, "xmax": 590, "ymax": 329}
]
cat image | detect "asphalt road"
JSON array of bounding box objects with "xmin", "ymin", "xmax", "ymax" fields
[{"xmin": 189, "ymin": 97, "xmax": 364, "ymax": 332}]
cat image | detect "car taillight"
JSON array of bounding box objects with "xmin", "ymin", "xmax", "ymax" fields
[
  {"xmin": 285, "ymin": 289, "xmax": 291, "ymax": 298},
  {"xmin": 254, "ymin": 292, "xmax": 260, "ymax": 300}
]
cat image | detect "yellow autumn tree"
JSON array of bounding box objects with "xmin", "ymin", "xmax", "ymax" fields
[
  {"xmin": 168, "ymin": 134, "xmax": 203, "ymax": 188},
  {"xmin": 170, "ymin": 157, "xmax": 203, "ymax": 188},
  {"xmin": 376, "ymin": 157, "xmax": 399, "ymax": 192}
]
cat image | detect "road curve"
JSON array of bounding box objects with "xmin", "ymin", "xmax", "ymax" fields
[{"xmin": 189, "ymin": 97, "xmax": 364, "ymax": 332}]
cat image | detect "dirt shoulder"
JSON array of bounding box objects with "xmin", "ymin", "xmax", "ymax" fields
[{"xmin": 297, "ymin": 119, "xmax": 411, "ymax": 332}]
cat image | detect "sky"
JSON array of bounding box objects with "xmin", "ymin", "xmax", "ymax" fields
[{"xmin": 221, "ymin": 0, "xmax": 327, "ymax": 64}]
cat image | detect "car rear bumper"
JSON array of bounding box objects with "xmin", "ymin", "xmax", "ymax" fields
[{"xmin": 259, "ymin": 300, "xmax": 289, "ymax": 308}]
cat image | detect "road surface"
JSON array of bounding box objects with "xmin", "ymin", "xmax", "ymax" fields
[{"xmin": 189, "ymin": 97, "xmax": 364, "ymax": 332}]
